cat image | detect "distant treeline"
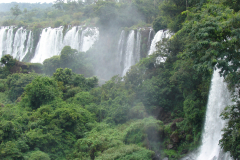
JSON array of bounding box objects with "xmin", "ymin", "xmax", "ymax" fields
[{"xmin": 0, "ymin": 2, "xmax": 53, "ymax": 12}]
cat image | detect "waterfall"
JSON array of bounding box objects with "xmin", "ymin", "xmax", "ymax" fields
[
  {"xmin": 135, "ymin": 29, "xmax": 141, "ymax": 63},
  {"xmin": 63, "ymin": 26, "xmax": 81, "ymax": 51},
  {"xmin": 31, "ymin": 26, "xmax": 99, "ymax": 63},
  {"xmin": 196, "ymin": 69, "xmax": 232, "ymax": 160},
  {"xmin": 148, "ymin": 30, "xmax": 171, "ymax": 55},
  {"xmin": 0, "ymin": 26, "xmax": 14, "ymax": 58},
  {"xmin": 0, "ymin": 26, "xmax": 33, "ymax": 61},
  {"xmin": 12, "ymin": 27, "xmax": 27, "ymax": 60},
  {"xmin": 122, "ymin": 30, "xmax": 135, "ymax": 76},
  {"xmin": 80, "ymin": 27, "xmax": 99, "ymax": 52},
  {"xmin": 21, "ymin": 31, "xmax": 33, "ymax": 61},
  {"xmin": 147, "ymin": 28, "xmax": 153, "ymax": 49},
  {"xmin": 181, "ymin": 69, "xmax": 233, "ymax": 160},
  {"xmin": 117, "ymin": 30, "xmax": 125, "ymax": 69},
  {"xmin": 31, "ymin": 27, "xmax": 64, "ymax": 63}
]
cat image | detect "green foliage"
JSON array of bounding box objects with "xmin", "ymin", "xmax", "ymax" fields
[
  {"xmin": 10, "ymin": 4, "xmax": 22, "ymax": 19},
  {"xmin": 6, "ymin": 73, "xmax": 38, "ymax": 102},
  {"xmin": 43, "ymin": 46, "xmax": 94, "ymax": 76},
  {"xmin": 43, "ymin": 55, "xmax": 60, "ymax": 75},
  {"xmin": 22, "ymin": 76, "xmax": 61, "ymax": 110},
  {"xmin": 180, "ymin": 3, "xmax": 240, "ymax": 77},
  {"xmin": 96, "ymin": 144, "xmax": 154, "ymax": 160},
  {"xmin": 69, "ymin": 91, "xmax": 94, "ymax": 106},
  {"xmin": 220, "ymin": 103, "xmax": 240, "ymax": 159},
  {"xmin": 53, "ymin": 68, "xmax": 73, "ymax": 85},
  {"xmin": 28, "ymin": 151, "xmax": 50, "ymax": 160}
]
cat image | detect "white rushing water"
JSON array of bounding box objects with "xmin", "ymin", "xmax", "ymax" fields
[
  {"xmin": 134, "ymin": 29, "xmax": 141, "ymax": 63},
  {"xmin": 63, "ymin": 26, "xmax": 81, "ymax": 51},
  {"xmin": 147, "ymin": 28, "xmax": 153, "ymax": 49},
  {"xmin": 196, "ymin": 69, "xmax": 232, "ymax": 160},
  {"xmin": 31, "ymin": 26, "xmax": 99, "ymax": 63},
  {"xmin": 80, "ymin": 27, "xmax": 99, "ymax": 52},
  {"xmin": 148, "ymin": 29, "xmax": 171, "ymax": 56},
  {"xmin": 0, "ymin": 26, "xmax": 33, "ymax": 61},
  {"xmin": 122, "ymin": 30, "xmax": 135, "ymax": 76},
  {"xmin": 31, "ymin": 27, "xmax": 64, "ymax": 63},
  {"xmin": 0, "ymin": 26, "xmax": 14, "ymax": 58},
  {"xmin": 117, "ymin": 30, "xmax": 125, "ymax": 68},
  {"xmin": 182, "ymin": 69, "xmax": 233, "ymax": 160}
]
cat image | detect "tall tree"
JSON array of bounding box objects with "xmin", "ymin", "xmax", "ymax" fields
[{"xmin": 10, "ymin": 4, "xmax": 22, "ymax": 19}]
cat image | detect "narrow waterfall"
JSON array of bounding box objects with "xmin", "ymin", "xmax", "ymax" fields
[
  {"xmin": 134, "ymin": 29, "xmax": 141, "ymax": 63},
  {"xmin": 196, "ymin": 69, "xmax": 232, "ymax": 160},
  {"xmin": 0, "ymin": 26, "xmax": 14, "ymax": 58},
  {"xmin": 21, "ymin": 31, "xmax": 33, "ymax": 61},
  {"xmin": 122, "ymin": 30, "xmax": 135, "ymax": 76},
  {"xmin": 31, "ymin": 27, "xmax": 64, "ymax": 63},
  {"xmin": 148, "ymin": 30, "xmax": 171, "ymax": 55},
  {"xmin": 117, "ymin": 30, "xmax": 125, "ymax": 69},
  {"xmin": 147, "ymin": 28, "xmax": 153, "ymax": 49},
  {"xmin": 181, "ymin": 69, "xmax": 233, "ymax": 160}
]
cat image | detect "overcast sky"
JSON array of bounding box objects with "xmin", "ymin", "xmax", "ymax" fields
[{"xmin": 0, "ymin": 0, "xmax": 54, "ymax": 3}]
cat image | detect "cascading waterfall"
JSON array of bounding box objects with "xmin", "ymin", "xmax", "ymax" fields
[
  {"xmin": 122, "ymin": 30, "xmax": 135, "ymax": 76},
  {"xmin": 134, "ymin": 29, "xmax": 141, "ymax": 63},
  {"xmin": 63, "ymin": 26, "xmax": 81, "ymax": 51},
  {"xmin": 117, "ymin": 30, "xmax": 125, "ymax": 69},
  {"xmin": 181, "ymin": 69, "xmax": 233, "ymax": 160},
  {"xmin": 31, "ymin": 27, "xmax": 64, "ymax": 63},
  {"xmin": 196, "ymin": 69, "xmax": 232, "ymax": 160},
  {"xmin": 0, "ymin": 26, "xmax": 33, "ymax": 61},
  {"xmin": 21, "ymin": 31, "xmax": 33, "ymax": 61},
  {"xmin": 80, "ymin": 27, "xmax": 99, "ymax": 52},
  {"xmin": 148, "ymin": 29, "xmax": 171, "ymax": 56},
  {"xmin": 31, "ymin": 26, "xmax": 99, "ymax": 63},
  {"xmin": 0, "ymin": 26, "xmax": 14, "ymax": 58},
  {"xmin": 147, "ymin": 28, "xmax": 153, "ymax": 49}
]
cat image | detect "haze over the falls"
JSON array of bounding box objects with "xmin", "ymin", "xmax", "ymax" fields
[{"xmin": 0, "ymin": 26, "xmax": 170, "ymax": 79}]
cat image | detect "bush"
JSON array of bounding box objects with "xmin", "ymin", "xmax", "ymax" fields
[{"xmin": 22, "ymin": 76, "xmax": 61, "ymax": 109}]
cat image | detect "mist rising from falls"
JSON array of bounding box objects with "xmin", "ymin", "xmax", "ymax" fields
[{"xmin": 80, "ymin": 27, "xmax": 99, "ymax": 52}]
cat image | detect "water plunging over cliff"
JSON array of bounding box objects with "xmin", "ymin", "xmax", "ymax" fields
[
  {"xmin": 122, "ymin": 30, "xmax": 135, "ymax": 76},
  {"xmin": 196, "ymin": 69, "xmax": 232, "ymax": 160},
  {"xmin": 31, "ymin": 27, "xmax": 64, "ymax": 63},
  {"xmin": 0, "ymin": 26, "xmax": 33, "ymax": 61},
  {"xmin": 148, "ymin": 30, "xmax": 171, "ymax": 56},
  {"xmin": 31, "ymin": 26, "xmax": 99, "ymax": 63},
  {"xmin": 182, "ymin": 69, "xmax": 232, "ymax": 160}
]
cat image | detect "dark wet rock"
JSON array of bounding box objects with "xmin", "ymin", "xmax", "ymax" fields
[
  {"xmin": 167, "ymin": 144, "xmax": 174, "ymax": 149},
  {"xmin": 181, "ymin": 149, "xmax": 188, "ymax": 154},
  {"xmin": 170, "ymin": 122, "xmax": 177, "ymax": 131},
  {"xmin": 170, "ymin": 132, "xmax": 179, "ymax": 143}
]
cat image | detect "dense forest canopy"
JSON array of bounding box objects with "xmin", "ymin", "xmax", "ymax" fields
[{"xmin": 0, "ymin": 0, "xmax": 240, "ymax": 159}]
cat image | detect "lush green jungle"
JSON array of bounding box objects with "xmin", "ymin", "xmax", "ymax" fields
[{"xmin": 0, "ymin": 0, "xmax": 240, "ymax": 159}]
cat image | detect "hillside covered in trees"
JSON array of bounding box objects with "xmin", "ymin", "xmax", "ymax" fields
[{"xmin": 0, "ymin": 0, "xmax": 240, "ymax": 159}]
